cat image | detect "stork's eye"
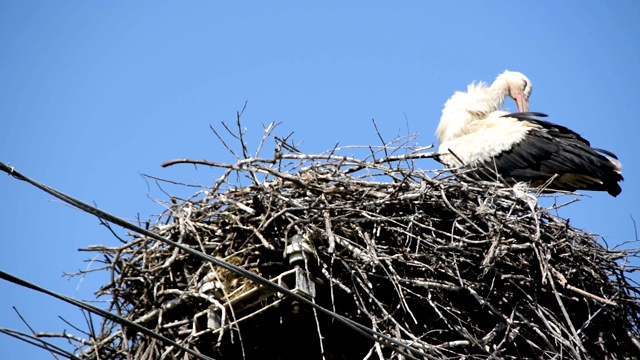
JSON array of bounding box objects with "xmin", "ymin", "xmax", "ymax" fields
[{"xmin": 522, "ymin": 79, "xmax": 529, "ymax": 89}]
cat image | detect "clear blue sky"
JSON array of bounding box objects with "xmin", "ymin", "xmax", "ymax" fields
[{"xmin": 1, "ymin": 2, "xmax": 639, "ymax": 358}]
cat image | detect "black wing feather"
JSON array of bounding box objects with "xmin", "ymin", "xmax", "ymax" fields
[
  {"xmin": 481, "ymin": 112, "xmax": 623, "ymax": 196},
  {"xmin": 503, "ymin": 112, "xmax": 592, "ymax": 146}
]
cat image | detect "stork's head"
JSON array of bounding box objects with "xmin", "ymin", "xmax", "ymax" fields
[{"xmin": 495, "ymin": 70, "xmax": 532, "ymax": 112}]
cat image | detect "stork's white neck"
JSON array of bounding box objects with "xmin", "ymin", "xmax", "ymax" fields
[{"xmin": 436, "ymin": 75, "xmax": 511, "ymax": 144}]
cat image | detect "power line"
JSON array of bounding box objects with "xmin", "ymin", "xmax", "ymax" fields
[
  {"xmin": 0, "ymin": 328, "xmax": 82, "ymax": 360},
  {"xmin": 0, "ymin": 271, "xmax": 216, "ymax": 360}
]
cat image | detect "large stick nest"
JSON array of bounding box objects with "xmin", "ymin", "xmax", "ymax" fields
[{"xmin": 72, "ymin": 120, "xmax": 639, "ymax": 359}]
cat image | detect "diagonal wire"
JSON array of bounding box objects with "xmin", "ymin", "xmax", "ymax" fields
[
  {"xmin": 0, "ymin": 328, "xmax": 82, "ymax": 360},
  {"xmin": 0, "ymin": 162, "xmax": 429, "ymax": 360},
  {"xmin": 0, "ymin": 271, "xmax": 216, "ymax": 360}
]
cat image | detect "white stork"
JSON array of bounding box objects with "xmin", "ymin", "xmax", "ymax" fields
[{"xmin": 436, "ymin": 70, "xmax": 623, "ymax": 197}]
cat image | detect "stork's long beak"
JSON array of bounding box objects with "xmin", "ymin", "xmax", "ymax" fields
[{"xmin": 514, "ymin": 92, "xmax": 529, "ymax": 112}]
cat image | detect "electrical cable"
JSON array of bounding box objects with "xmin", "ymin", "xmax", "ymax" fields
[
  {"xmin": 0, "ymin": 328, "xmax": 82, "ymax": 360},
  {"xmin": 0, "ymin": 271, "xmax": 216, "ymax": 360}
]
